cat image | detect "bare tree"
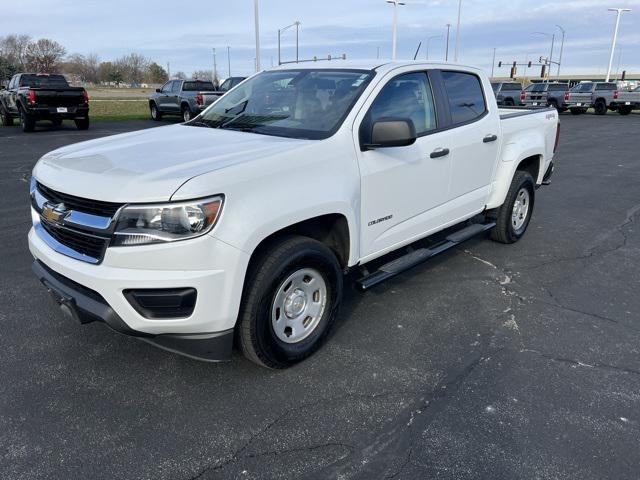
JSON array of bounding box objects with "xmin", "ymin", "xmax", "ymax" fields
[
  {"xmin": 115, "ymin": 53, "xmax": 150, "ymax": 85},
  {"xmin": 0, "ymin": 34, "xmax": 32, "ymax": 69},
  {"xmin": 192, "ymin": 70, "xmax": 213, "ymax": 81},
  {"xmin": 25, "ymin": 38, "xmax": 66, "ymax": 72},
  {"xmin": 174, "ymin": 71, "xmax": 187, "ymax": 80}
]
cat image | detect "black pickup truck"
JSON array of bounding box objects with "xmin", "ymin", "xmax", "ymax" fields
[{"xmin": 0, "ymin": 73, "xmax": 89, "ymax": 132}]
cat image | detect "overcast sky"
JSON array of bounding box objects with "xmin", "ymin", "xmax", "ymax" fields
[{"xmin": 2, "ymin": 0, "xmax": 639, "ymax": 78}]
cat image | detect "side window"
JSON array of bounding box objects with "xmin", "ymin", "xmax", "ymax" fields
[
  {"xmin": 367, "ymin": 72, "xmax": 437, "ymax": 136},
  {"xmin": 219, "ymin": 79, "xmax": 232, "ymax": 92},
  {"xmin": 171, "ymin": 81, "xmax": 182, "ymax": 93},
  {"xmin": 441, "ymin": 71, "xmax": 487, "ymax": 125},
  {"xmin": 161, "ymin": 81, "xmax": 172, "ymax": 93}
]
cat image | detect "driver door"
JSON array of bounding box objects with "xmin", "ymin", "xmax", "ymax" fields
[{"xmin": 356, "ymin": 70, "xmax": 456, "ymax": 260}]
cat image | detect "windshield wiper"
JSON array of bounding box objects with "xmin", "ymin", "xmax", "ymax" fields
[{"xmin": 186, "ymin": 121, "xmax": 213, "ymax": 128}]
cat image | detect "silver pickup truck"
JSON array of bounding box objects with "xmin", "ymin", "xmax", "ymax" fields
[
  {"xmin": 565, "ymin": 81, "xmax": 618, "ymax": 115},
  {"xmin": 198, "ymin": 76, "xmax": 247, "ymax": 107},
  {"xmin": 148, "ymin": 79, "xmax": 217, "ymax": 122},
  {"xmin": 610, "ymin": 86, "xmax": 640, "ymax": 115},
  {"xmin": 522, "ymin": 82, "xmax": 570, "ymax": 112},
  {"xmin": 491, "ymin": 82, "xmax": 524, "ymax": 106}
]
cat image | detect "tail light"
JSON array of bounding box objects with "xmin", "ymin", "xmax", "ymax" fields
[
  {"xmin": 553, "ymin": 122, "xmax": 561, "ymax": 153},
  {"xmin": 520, "ymin": 90, "xmax": 525, "ymax": 102},
  {"xmin": 564, "ymin": 92, "xmax": 570, "ymax": 102},
  {"xmin": 27, "ymin": 89, "xmax": 36, "ymax": 104},
  {"xmin": 82, "ymin": 90, "xmax": 89, "ymax": 104},
  {"xmin": 613, "ymin": 90, "xmax": 619, "ymax": 100},
  {"xmin": 195, "ymin": 93, "xmax": 203, "ymax": 106}
]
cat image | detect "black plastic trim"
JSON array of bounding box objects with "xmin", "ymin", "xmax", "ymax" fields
[{"xmin": 123, "ymin": 288, "xmax": 197, "ymax": 319}]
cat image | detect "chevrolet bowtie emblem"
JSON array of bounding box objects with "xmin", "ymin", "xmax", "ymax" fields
[{"xmin": 42, "ymin": 202, "xmax": 68, "ymax": 223}]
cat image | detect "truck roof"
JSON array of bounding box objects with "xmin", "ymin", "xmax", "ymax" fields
[{"xmin": 268, "ymin": 60, "xmax": 482, "ymax": 74}]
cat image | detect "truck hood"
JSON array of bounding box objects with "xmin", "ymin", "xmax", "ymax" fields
[{"xmin": 33, "ymin": 124, "xmax": 309, "ymax": 203}]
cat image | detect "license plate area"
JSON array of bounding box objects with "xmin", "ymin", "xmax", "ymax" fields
[{"xmin": 56, "ymin": 107, "xmax": 68, "ymax": 113}]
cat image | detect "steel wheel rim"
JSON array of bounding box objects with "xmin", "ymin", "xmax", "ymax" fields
[
  {"xmin": 271, "ymin": 268, "xmax": 327, "ymax": 344},
  {"xmin": 511, "ymin": 187, "xmax": 530, "ymax": 232},
  {"xmin": 183, "ymin": 109, "xmax": 191, "ymax": 122},
  {"xmin": 151, "ymin": 105, "xmax": 157, "ymax": 118}
]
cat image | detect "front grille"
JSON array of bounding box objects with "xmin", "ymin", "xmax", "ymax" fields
[
  {"xmin": 37, "ymin": 182, "xmax": 123, "ymax": 217},
  {"xmin": 41, "ymin": 219, "xmax": 109, "ymax": 260}
]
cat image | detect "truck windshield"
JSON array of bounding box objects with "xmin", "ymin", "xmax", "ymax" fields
[
  {"xmin": 193, "ymin": 69, "xmax": 375, "ymax": 140},
  {"xmin": 19, "ymin": 74, "xmax": 69, "ymax": 88}
]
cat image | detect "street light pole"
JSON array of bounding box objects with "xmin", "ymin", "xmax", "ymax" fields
[
  {"xmin": 426, "ymin": 35, "xmax": 443, "ymax": 60},
  {"xmin": 605, "ymin": 8, "xmax": 631, "ymax": 82},
  {"xmin": 386, "ymin": 0, "xmax": 405, "ymax": 60},
  {"xmin": 212, "ymin": 48, "xmax": 217, "ymax": 85},
  {"xmin": 491, "ymin": 47, "xmax": 496, "ymax": 78},
  {"xmin": 454, "ymin": 0, "xmax": 462, "ymax": 62},
  {"xmin": 254, "ymin": 0, "xmax": 261, "ymax": 71},
  {"xmin": 445, "ymin": 23, "xmax": 451, "ymax": 61},
  {"xmin": 227, "ymin": 46, "xmax": 231, "ymax": 78},
  {"xmin": 278, "ymin": 22, "xmax": 301, "ymax": 65},
  {"xmin": 296, "ymin": 21, "xmax": 300, "ymax": 63},
  {"xmin": 532, "ymin": 31, "xmax": 554, "ymax": 82},
  {"xmin": 555, "ymin": 24, "xmax": 565, "ymax": 78}
]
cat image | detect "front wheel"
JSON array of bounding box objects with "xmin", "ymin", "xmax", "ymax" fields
[
  {"xmin": 238, "ymin": 236, "xmax": 343, "ymax": 368},
  {"xmin": 182, "ymin": 105, "xmax": 193, "ymax": 122},
  {"xmin": 618, "ymin": 106, "xmax": 632, "ymax": 116},
  {"xmin": 75, "ymin": 117, "xmax": 89, "ymax": 130},
  {"xmin": 489, "ymin": 170, "xmax": 535, "ymax": 244},
  {"xmin": 150, "ymin": 102, "xmax": 162, "ymax": 121}
]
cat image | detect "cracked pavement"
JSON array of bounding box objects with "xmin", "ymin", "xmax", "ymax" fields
[{"xmin": 1, "ymin": 113, "xmax": 639, "ymax": 479}]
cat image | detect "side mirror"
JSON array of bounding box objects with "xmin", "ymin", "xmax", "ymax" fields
[
  {"xmin": 365, "ymin": 119, "xmax": 417, "ymax": 149},
  {"xmin": 155, "ymin": 88, "xmax": 161, "ymax": 93},
  {"xmin": 0, "ymin": 85, "xmax": 5, "ymax": 90}
]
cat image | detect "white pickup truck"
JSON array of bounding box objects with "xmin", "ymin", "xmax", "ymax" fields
[{"xmin": 29, "ymin": 61, "xmax": 559, "ymax": 368}]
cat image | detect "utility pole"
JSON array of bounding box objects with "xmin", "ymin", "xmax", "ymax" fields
[
  {"xmin": 227, "ymin": 46, "xmax": 231, "ymax": 78},
  {"xmin": 491, "ymin": 47, "xmax": 496, "ymax": 78},
  {"xmin": 454, "ymin": 0, "xmax": 462, "ymax": 62},
  {"xmin": 212, "ymin": 48, "xmax": 217, "ymax": 85},
  {"xmin": 426, "ymin": 35, "xmax": 443, "ymax": 61},
  {"xmin": 167, "ymin": 62, "xmax": 170, "ymax": 79},
  {"xmin": 377, "ymin": 46, "xmax": 380, "ymax": 59},
  {"xmin": 387, "ymin": 0, "xmax": 405, "ymax": 60},
  {"xmin": 254, "ymin": 0, "xmax": 261, "ymax": 71},
  {"xmin": 296, "ymin": 21, "xmax": 300, "ymax": 63},
  {"xmin": 445, "ymin": 23, "xmax": 451, "ymax": 61},
  {"xmin": 555, "ymin": 25, "xmax": 565, "ymax": 78},
  {"xmin": 605, "ymin": 8, "xmax": 631, "ymax": 82}
]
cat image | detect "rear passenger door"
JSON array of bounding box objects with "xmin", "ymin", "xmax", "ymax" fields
[{"xmin": 439, "ymin": 70, "xmax": 499, "ymax": 211}]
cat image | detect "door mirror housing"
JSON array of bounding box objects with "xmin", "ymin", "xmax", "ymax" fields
[
  {"xmin": 155, "ymin": 88, "xmax": 161, "ymax": 93},
  {"xmin": 364, "ymin": 119, "xmax": 417, "ymax": 150}
]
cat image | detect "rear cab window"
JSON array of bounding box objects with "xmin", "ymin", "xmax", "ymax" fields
[
  {"xmin": 502, "ymin": 83, "xmax": 522, "ymax": 91},
  {"xmin": 183, "ymin": 81, "xmax": 215, "ymax": 91},
  {"xmin": 441, "ymin": 70, "xmax": 487, "ymax": 125},
  {"xmin": 19, "ymin": 74, "xmax": 69, "ymax": 88},
  {"xmin": 595, "ymin": 83, "xmax": 617, "ymax": 91}
]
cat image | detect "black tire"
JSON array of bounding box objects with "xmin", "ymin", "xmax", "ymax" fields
[
  {"xmin": 75, "ymin": 117, "xmax": 89, "ymax": 130},
  {"xmin": 181, "ymin": 104, "xmax": 193, "ymax": 122},
  {"xmin": 238, "ymin": 235, "xmax": 343, "ymax": 369},
  {"xmin": 618, "ymin": 106, "xmax": 632, "ymax": 116},
  {"xmin": 570, "ymin": 107, "xmax": 583, "ymax": 115},
  {"xmin": 488, "ymin": 170, "xmax": 535, "ymax": 244},
  {"xmin": 51, "ymin": 117, "xmax": 63, "ymax": 127},
  {"xmin": 594, "ymin": 99, "xmax": 607, "ymax": 115},
  {"xmin": 19, "ymin": 107, "xmax": 35, "ymax": 132},
  {"xmin": 504, "ymin": 98, "xmax": 515, "ymax": 107},
  {"xmin": 150, "ymin": 102, "xmax": 162, "ymax": 121},
  {"xmin": 548, "ymin": 99, "xmax": 559, "ymax": 111},
  {"xmin": 0, "ymin": 106, "xmax": 14, "ymax": 126}
]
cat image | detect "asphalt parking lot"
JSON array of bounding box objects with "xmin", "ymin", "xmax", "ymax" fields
[{"xmin": 1, "ymin": 113, "xmax": 639, "ymax": 480}]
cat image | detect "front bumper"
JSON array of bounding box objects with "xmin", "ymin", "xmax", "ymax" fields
[{"xmin": 28, "ymin": 226, "xmax": 250, "ymax": 361}]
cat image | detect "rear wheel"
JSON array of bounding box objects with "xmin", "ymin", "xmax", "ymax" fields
[
  {"xmin": 594, "ymin": 99, "xmax": 607, "ymax": 115},
  {"xmin": 238, "ymin": 236, "xmax": 343, "ymax": 368},
  {"xmin": 489, "ymin": 170, "xmax": 535, "ymax": 244},
  {"xmin": 548, "ymin": 99, "xmax": 559, "ymax": 111},
  {"xmin": 618, "ymin": 106, "xmax": 632, "ymax": 115},
  {"xmin": 182, "ymin": 104, "xmax": 193, "ymax": 122},
  {"xmin": 0, "ymin": 106, "xmax": 14, "ymax": 126},
  {"xmin": 150, "ymin": 102, "xmax": 162, "ymax": 121},
  {"xmin": 75, "ymin": 117, "xmax": 89, "ymax": 130},
  {"xmin": 19, "ymin": 107, "xmax": 35, "ymax": 132}
]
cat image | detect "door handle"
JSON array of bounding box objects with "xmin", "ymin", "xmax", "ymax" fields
[
  {"xmin": 483, "ymin": 134, "xmax": 498, "ymax": 143},
  {"xmin": 430, "ymin": 147, "xmax": 450, "ymax": 159}
]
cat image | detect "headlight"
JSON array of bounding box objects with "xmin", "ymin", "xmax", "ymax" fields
[{"xmin": 112, "ymin": 196, "xmax": 223, "ymax": 246}]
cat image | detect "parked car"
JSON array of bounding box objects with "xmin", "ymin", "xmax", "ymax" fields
[
  {"xmin": 195, "ymin": 76, "xmax": 247, "ymax": 110},
  {"xmin": 491, "ymin": 81, "xmax": 524, "ymax": 106},
  {"xmin": 565, "ymin": 81, "xmax": 619, "ymax": 115},
  {"xmin": 29, "ymin": 61, "xmax": 558, "ymax": 368},
  {"xmin": 0, "ymin": 73, "xmax": 89, "ymax": 132},
  {"xmin": 610, "ymin": 85, "xmax": 640, "ymax": 115},
  {"xmin": 148, "ymin": 79, "xmax": 218, "ymax": 122},
  {"xmin": 522, "ymin": 82, "xmax": 570, "ymax": 111}
]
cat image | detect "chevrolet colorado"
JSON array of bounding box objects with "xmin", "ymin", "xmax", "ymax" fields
[
  {"xmin": 29, "ymin": 61, "xmax": 559, "ymax": 368},
  {"xmin": 0, "ymin": 73, "xmax": 89, "ymax": 132},
  {"xmin": 149, "ymin": 79, "xmax": 218, "ymax": 122}
]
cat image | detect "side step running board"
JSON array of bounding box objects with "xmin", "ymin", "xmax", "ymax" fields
[{"xmin": 356, "ymin": 222, "xmax": 496, "ymax": 291}]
